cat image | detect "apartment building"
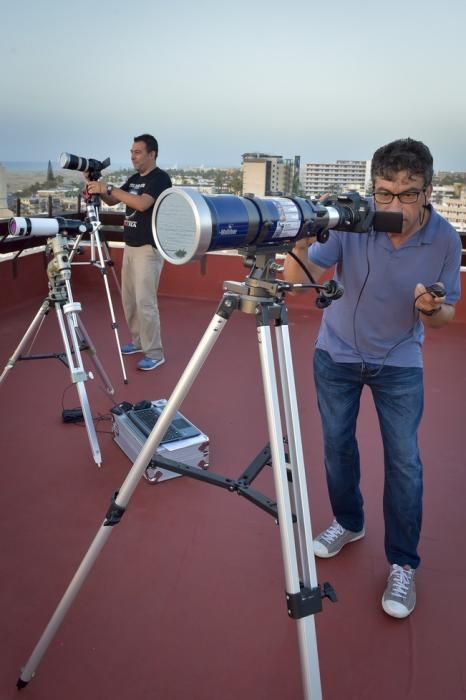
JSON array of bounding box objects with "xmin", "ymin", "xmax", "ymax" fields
[
  {"xmin": 434, "ymin": 193, "xmax": 466, "ymax": 233},
  {"xmin": 302, "ymin": 159, "xmax": 372, "ymax": 198},
  {"xmin": 241, "ymin": 153, "xmax": 300, "ymax": 196}
]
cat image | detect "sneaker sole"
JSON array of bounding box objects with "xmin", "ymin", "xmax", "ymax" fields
[
  {"xmin": 313, "ymin": 530, "xmax": 365, "ymax": 558},
  {"xmin": 138, "ymin": 358, "xmax": 166, "ymax": 371},
  {"xmin": 381, "ymin": 597, "xmax": 415, "ymax": 619},
  {"xmin": 121, "ymin": 348, "xmax": 142, "ymax": 355}
]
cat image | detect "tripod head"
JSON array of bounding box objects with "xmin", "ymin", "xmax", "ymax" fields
[{"xmin": 223, "ymin": 244, "xmax": 343, "ymax": 311}]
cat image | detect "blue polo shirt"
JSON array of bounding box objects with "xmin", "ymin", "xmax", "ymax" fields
[{"xmin": 308, "ymin": 206, "xmax": 462, "ymax": 367}]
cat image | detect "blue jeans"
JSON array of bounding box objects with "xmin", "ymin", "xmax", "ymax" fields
[{"xmin": 313, "ymin": 349, "xmax": 424, "ymax": 569}]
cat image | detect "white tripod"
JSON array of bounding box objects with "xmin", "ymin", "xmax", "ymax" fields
[
  {"xmin": 68, "ymin": 194, "xmax": 128, "ymax": 384},
  {"xmin": 15, "ymin": 251, "xmax": 336, "ymax": 698},
  {"xmin": 0, "ymin": 233, "xmax": 114, "ymax": 466}
]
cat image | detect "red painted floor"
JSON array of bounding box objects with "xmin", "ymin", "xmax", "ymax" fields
[{"xmin": 0, "ymin": 261, "xmax": 465, "ymax": 700}]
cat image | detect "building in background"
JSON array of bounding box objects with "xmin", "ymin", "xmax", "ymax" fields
[
  {"xmin": 301, "ymin": 159, "xmax": 371, "ymax": 198},
  {"xmin": 433, "ymin": 186, "xmax": 466, "ymax": 233},
  {"xmin": 241, "ymin": 153, "xmax": 301, "ymax": 196}
]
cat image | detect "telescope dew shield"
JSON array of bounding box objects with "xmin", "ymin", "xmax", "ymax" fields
[
  {"xmin": 152, "ymin": 187, "xmax": 304, "ymax": 265},
  {"xmin": 8, "ymin": 217, "xmax": 60, "ymax": 237},
  {"xmin": 8, "ymin": 217, "xmax": 90, "ymax": 237}
]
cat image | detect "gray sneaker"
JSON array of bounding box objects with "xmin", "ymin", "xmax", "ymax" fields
[
  {"xmin": 313, "ymin": 519, "xmax": 365, "ymax": 558},
  {"xmin": 382, "ymin": 564, "xmax": 416, "ymax": 618}
]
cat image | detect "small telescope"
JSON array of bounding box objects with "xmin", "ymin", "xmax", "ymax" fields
[
  {"xmin": 59, "ymin": 152, "xmax": 111, "ymax": 178},
  {"xmin": 152, "ymin": 188, "xmax": 403, "ymax": 265},
  {"xmin": 8, "ymin": 217, "xmax": 92, "ymax": 238}
]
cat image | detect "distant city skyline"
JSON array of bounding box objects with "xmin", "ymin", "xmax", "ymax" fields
[{"xmin": 2, "ymin": 0, "xmax": 466, "ymax": 172}]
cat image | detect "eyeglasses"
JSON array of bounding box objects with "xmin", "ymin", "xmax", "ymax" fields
[{"xmin": 373, "ymin": 189, "xmax": 426, "ymax": 204}]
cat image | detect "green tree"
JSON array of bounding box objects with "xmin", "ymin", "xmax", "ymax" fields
[
  {"xmin": 46, "ymin": 160, "xmax": 55, "ymax": 184},
  {"xmin": 229, "ymin": 174, "xmax": 243, "ymax": 195}
]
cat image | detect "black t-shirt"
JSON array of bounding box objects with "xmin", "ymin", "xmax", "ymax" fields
[{"xmin": 121, "ymin": 167, "xmax": 172, "ymax": 246}]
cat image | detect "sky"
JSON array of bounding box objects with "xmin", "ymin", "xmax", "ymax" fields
[{"xmin": 1, "ymin": 0, "xmax": 466, "ymax": 171}]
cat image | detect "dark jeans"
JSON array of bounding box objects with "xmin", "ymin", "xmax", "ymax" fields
[{"xmin": 313, "ymin": 349, "xmax": 424, "ymax": 569}]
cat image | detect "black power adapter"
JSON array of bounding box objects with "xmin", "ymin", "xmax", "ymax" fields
[{"xmin": 62, "ymin": 408, "xmax": 84, "ymax": 423}]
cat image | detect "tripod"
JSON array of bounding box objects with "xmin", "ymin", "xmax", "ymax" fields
[
  {"xmin": 16, "ymin": 250, "xmax": 336, "ymax": 699},
  {"xmin": 0, "ymin": 233, "xmax": 114, "ymax": 467},
  {"xmin": 68, "ymin": 192, "xmax": 128, "ymax": 384}
]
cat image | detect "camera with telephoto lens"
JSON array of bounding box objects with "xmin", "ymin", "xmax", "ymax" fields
[{"xmin": 59, "ymin": 152, "xmax": 111, "ymax": 180}]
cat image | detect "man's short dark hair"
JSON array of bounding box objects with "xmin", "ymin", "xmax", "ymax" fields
[
  {"xmin": 371, "ymin": 138, "xmax": 434, "ymax": 187},
  {"xmin": 134, "ymin": 133, "xmax": 158, "ymax": 157}
]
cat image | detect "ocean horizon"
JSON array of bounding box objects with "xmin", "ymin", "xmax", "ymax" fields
[
  {"xmin": 1, "ymin": 160, "xmax": 132, "ymax": 172},
  {"xmin": 1, "ymin": 160, "xmax": 236, "ymax": 172}
]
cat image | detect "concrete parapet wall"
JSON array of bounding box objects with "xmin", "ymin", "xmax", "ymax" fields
[{"xmin": 1, "ymin": 248, "xmax": 465, "ymax": 323}]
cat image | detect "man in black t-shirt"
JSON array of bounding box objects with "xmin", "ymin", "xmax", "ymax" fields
[{"xmin": 86, "ymin": 134, "xmax": 172, "ymax": 371}]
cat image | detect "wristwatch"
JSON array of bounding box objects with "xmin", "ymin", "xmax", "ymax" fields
[{"xmin": 106, "ymin": 184, "xmax": 114, "ymax": 196}]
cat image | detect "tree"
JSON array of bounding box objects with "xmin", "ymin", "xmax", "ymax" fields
[
  {"xmin": 229, "ymin": 173, "xmax": 243, "ymax": 195},
  {"xmin": 46, "ymin": 160, "xmax": 55, "ymax": 185}
]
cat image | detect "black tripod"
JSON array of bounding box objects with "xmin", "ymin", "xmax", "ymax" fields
[
  {"xmin": 0, "ymin": 233, "xmax": 114, "ymax": 466},
  {"xmin": 16, "ymin": 249, "xmax": 338, "ymax": 699}
]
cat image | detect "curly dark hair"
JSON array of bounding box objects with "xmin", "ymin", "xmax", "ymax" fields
[{"xmin": 371, "ymin": 138, "xmax": 433, "ymax": 187}]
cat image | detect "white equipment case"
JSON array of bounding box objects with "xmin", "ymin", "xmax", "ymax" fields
[{"xmin": 112, "ymin": 399, "xmax": 209, "ymax": 484}]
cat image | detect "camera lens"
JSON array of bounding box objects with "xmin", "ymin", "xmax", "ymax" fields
[{"xmin": 59, "ymin": 153, "xmax": 89, "ymax": 172}]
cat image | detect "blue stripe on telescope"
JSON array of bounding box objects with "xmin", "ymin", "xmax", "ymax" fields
[
  {"xmin": 152, "ymin": 188, "xmax": 306, "ymax": 264},
  {"xmin": 152, "ymin": 187, "xmax": 403, "ymax": 265}
]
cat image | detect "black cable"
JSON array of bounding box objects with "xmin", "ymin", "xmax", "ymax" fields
[
  {"xmin": 287, "ymin": 250, "xmax": 317, "ymax": 285},
  {"xmin": 352, "ymin": 232, "xmax": 424, "ymax": 379},
  {"xmin": 352, "ymin": 233, "xmax": 372, "ymax": 372}
]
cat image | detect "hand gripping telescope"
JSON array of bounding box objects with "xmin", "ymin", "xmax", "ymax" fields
[{"xmin": 151, "ymin": 188, "xmax": 403, "ymax": 264}]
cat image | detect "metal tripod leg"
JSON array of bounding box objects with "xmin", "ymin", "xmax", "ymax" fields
[
  {"xmin": 16, "ymin": 292, "xmax": 323, "ymax": 698},
  {"xmin": 76, "ymin": 316, "xmax": 114, "ymax": 396},
  {"xmin": 270, "ymin": 315, "xmax": 322, "ymax": 699},
  {"xmin": 89, "ymin": 226, "xmax": 128, "ymax": 384},
  {"xmin": 55, "ymin": 302, "xmax": 102, "ymax": 467},
  {"xmin": 100, "ymin": 237, "xmax": 122, "ymax": 296},
  {"xmin": 16, "ymin": 298, "xmax": 234, "ymax": 688},
  {"xmin": 68, "ymin": 225, "xmax": 128, "ymax": 384},
  {"xmin": 0, "ymin": 294, "xmax": 103, "ymax": 466},
  {"xmin": 0, "ymin": 299, "xmax": 50, "ymax": 385}
]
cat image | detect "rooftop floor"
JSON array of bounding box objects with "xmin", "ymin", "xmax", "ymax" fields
[{"xmin": 0, "ymin": 251, "xmax": 465, "ymax": 700}]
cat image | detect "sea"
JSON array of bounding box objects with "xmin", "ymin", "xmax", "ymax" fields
[{"xmin": 1, "ymin": 161, "xmax": 130, "ymax": 171}]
